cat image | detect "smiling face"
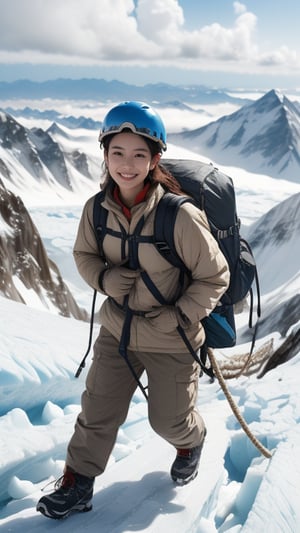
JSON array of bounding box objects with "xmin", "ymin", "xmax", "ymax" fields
[{"xmin": 104, "ymin": 131, "xmax": 161, "ymax": 207}]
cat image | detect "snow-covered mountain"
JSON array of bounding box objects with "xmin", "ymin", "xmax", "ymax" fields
[
  {"xmin": 0, "ymin": 110, "xmax": 102, "ymax": 317},
  {"xmin": 0, "ymin": 111, "xmax": 100, "ymax": 203},
  {"xmin": 169, "ymin": 90, "xmax": 300, "ymax": 182},
  {"xmin": 2, "ymin": 88, "xmax": 299, "ymax": 206},
  {"xmin": 0, "ymin": 177, "xmax": 87, "ymax": 320},
  {"xmin": 241, "ymin": 191, "xmax": 300, "ymax": 341}
]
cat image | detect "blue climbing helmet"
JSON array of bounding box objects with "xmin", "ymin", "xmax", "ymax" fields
[{"xmin": 98, "ymin": 101, "xmax": 167, "ymax": 151}]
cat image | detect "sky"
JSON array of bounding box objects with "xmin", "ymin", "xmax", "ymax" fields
[{"xmin": 0, "ymin": 0, "xmax": 300, "ymax": 89}]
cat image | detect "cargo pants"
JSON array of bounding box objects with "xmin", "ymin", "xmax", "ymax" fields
[{"xmin": 66, "ymin": 326, "xmax": 206, "ymax": 478}]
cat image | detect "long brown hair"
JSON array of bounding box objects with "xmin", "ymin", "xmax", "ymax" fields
[{"xmin": 100, "ymin": 132, "xmax": 184, "ymax": 195}]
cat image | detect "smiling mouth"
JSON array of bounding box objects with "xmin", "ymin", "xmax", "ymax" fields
[{"xmin": 119, "ymin": 173, "xmax": 136, "ymax": 180}]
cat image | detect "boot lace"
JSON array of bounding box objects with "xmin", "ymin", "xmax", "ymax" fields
[
  {"xmin": 55, "ymin": 471, "xmax": 75, "ymax": 490},
  {"xmin": 41, "ymin": 470, "xmax": 75, "ymax": 493}
]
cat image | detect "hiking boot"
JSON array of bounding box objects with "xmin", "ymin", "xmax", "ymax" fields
[
  {"xmin": 36, "ymin": 469, "xmax": 94, "ymax": 520},
  {"xmin": 171, "ymin": 433, "xmax": 206, "ymax": 485}
]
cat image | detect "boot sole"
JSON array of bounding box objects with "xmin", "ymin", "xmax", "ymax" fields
[
  {"xmin": 171, "ymin": 469, "xmax": 199, "ymax": 486},
  {"xmin": 36, "ymin": 501, "xmax": 92, "ymax": 520}
]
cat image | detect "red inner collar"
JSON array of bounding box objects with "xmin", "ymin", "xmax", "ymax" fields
[{"xmin": 113, "ymin": 182, "xmax": 151, "ymax": 220}]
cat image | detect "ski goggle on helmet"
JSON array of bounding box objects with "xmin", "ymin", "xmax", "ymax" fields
[{"xmin": 98, "ymin": 101, "xmax": 167, "ymax": 152}]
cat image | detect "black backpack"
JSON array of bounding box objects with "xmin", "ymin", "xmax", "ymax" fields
[
  {"xmin": 75, "ymin": 158, "xmax": 260, "ymax": 381},
  {"xmin": 153, "ymin": 159, "xmax": 260, "ymax": 352}
]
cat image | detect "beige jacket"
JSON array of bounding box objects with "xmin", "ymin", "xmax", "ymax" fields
[{"xmin": 73, "ymin": 183, "xmax": 230, "ymax": 353}]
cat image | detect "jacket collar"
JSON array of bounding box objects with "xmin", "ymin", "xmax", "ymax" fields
[{"xmin": 113, "ymin": 182, "xmax": 151, "ymax": 221}]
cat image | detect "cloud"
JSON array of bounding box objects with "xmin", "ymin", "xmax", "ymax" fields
[
  {"xmin": 0, "ymin": 0, "xmax": 152, "ymax": 58},
  {"xmin": 233, "ymin": 1, "xmax": 247, "ymax": 15},
  {"xmin": 179, "ymin": 10, "xmax": 258, "ymax": 62},
  {"xmin": 0, "ymin": 0, "xmax": 298, "ymax": 74},
  {"xmin": 258, "ymin": 46, "xmax": 299, "ymax": 68}
]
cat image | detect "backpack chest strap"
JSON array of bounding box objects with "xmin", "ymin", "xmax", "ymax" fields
[{"xmin": 94, "ymin": 201, "xmax": 154, "ymax": 268}]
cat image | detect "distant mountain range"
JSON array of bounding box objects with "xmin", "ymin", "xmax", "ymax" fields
[
  {"xmin": 0, "ymin": 78, "xmax": 250, "ymax": 105},
  {"xmin": 169, "ymin": 89, "xmax": 300, "ymax": 182},
  {"xmin": 0, "ymin": 91, "xmax": 299, "ymax": 334},
  {"xmin": 4, "ymin": 106, "xmax": 102, "ymax": 130},
  {"xmin": 1, "ymin": 88, "xmax": 299, "ymax": 198}
]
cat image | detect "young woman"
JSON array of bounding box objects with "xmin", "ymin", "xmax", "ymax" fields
[{"xmin": 37, "ymin": 101, "xmax": 230, "ymax": 520}]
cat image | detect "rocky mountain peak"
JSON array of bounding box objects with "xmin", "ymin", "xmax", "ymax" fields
[{"xmin": 0, "ymin": 178, "xmax": 88, "ymax": 321}]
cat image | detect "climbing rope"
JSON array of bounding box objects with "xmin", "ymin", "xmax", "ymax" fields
[
  {"xmin": 207, "ymin": 347, "xmax": 273, "ymax": 459},
  {"xmin": 217, "ymin": 339, "xmax": 274, "ymax": 379}
]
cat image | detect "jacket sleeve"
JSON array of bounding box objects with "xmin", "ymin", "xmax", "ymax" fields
[
  {"xmin": 173, "ymin": 203, "xmax": 230, "ymax": 324},
  {"xmin": 73, "ymin": 196, "xmax": 107, "ymax": 291}
]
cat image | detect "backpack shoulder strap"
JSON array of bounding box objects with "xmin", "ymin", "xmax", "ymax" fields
[
  {"xmin": 93, "ymin": 190, "xmax": 108, "ymax": 259},
  {"xmin": 154, "ymin": 192, "xmax": 192, "ymax": 274},
  {"xmin": 92, "ymin": 190, "xmax": 152, "ymax": 268}
]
